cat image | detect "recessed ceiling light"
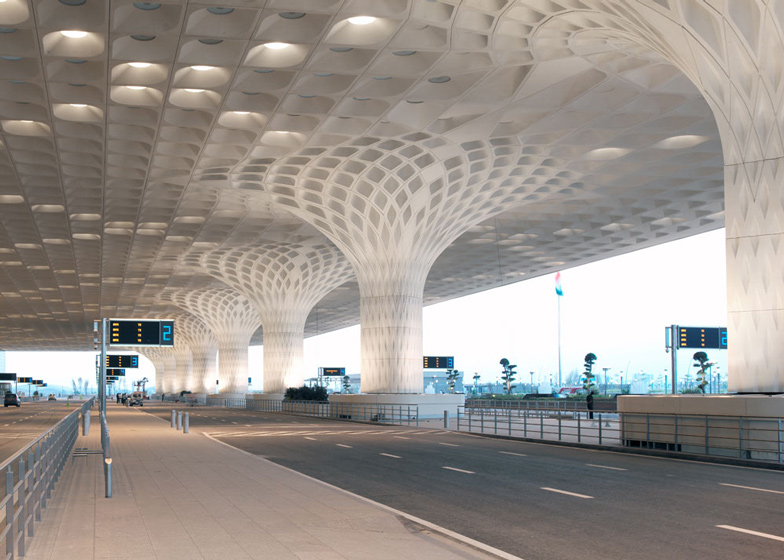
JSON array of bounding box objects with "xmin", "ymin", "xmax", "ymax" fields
[
  {"xmin": 232, "ymin": 111, "xmax": 249, "ymax": 115},
  {"xmin": 191, "ymin": 65, "xmax": 214, "ymax": 71},
  {"xmin": 69, "ymin": 104, "xmax": 87, "ymax": 107},
  {"xmin": 60, "ymin": 30, "xmax": 88, "ymax": 39},
  {"xmin": 348, "ymin": 16, "xmax": 376, "ymax": 25},
  {"xmin": 279, "ymin": 12, "xmax": 305, "ymax": 19},
  {"xmin": 126, "ymin": 85, "xmax": 147, "ymax": 90},
  {"xmin": 133, "ymin": 2, "xmax": 161, "ymax": 9},
  {"xmin": 428, "ymin": 76, "xmax": 451, "ymax": 83},
  {"xmin": 393, "ymin": 50, "xmax": 416, "ymax": 56},
  {"xmin": 128, "ymin": 62, "xmax": 152, "ymax": 68},
  {"xmin": 207, "ymin": 7, "xmax": 234, "ymax": 15},
  {"xmin": 265, "ymin": 42, "xmax": 290, "ymax": 50},
  {"xmin": 198, "ymin": 38, "xmax": 223, "ymax": 45},
  {"xmin": 184, "ymin": 88, "xmax": 205, "ymax": 93},
  {"xmin": 131, "ymin": 34, "xmax": 156, "ymax": 41}
]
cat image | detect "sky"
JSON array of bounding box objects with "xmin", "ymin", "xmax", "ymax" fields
[{"xmin": 5, "ymin": 228, "xmax": 728, "ymax": 395}]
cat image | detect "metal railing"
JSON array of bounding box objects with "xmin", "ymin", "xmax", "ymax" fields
[
  {"xmin": 466, "ymin": 399, "xmax": 617, "ymax": 412},
  {"xmin": 1, "ymin": 398, "xmax": 94, "ymax": 559},
  {"xmin": 203, "ymin": 398, "xmax": 419, "ymax": 426},
  {"xmin": 456, "ymin": 406, "xmax": 784, "ymax": 464}
]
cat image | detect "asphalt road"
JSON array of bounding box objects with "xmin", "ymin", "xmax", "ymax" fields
[
  {"xmin": 142, "ymin": 404, "xmax": 784, "ymax": 560},
  {"xmin": 0, "ymin": 401, "xmax": 79, "ymax": 465}
]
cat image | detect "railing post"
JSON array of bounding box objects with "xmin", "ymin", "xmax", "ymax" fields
[
  {"xmin": 739, "ymin": 417, "xmax": 743, "ymax": 459},
  {"xmin": 171, "ymin": 409, "xmax": 176, "ymax": 428},
  {"xmin": 6, "ymin": 466, "xmax": 14, "ymax": 559},
  {"xmin": 598, "ymin": 413, "xmax": 602, "ymax": 445},
  {"xmin": 17, "ymin": 457, "xmax": 26, "ymax": 556},
  {"xmin": 494, "ymin": 407, "xmax": 497, "ymax": 435},
  {"xmin": 481, "ymin": 408, "xmax": 484, "ymax": 433},
  {"xmin": 444, "ymin": 410, "xmax": 449, "ymax": 430},
  {"xmin": 674, "ymin": 415, "xmax": 678, "ymax": 448},
  {"xmin": 577, "ymin": 411, "xmax": 581, "ymax": 443},
  {"xmin": 646, "ymin": 414, "xmax": 651, "ymax": 449},
  {"xmin": 508, "ymin": 407, "xmax": 512, "ymax": 436},
  {"xmin": 779, "ymin": 419, "xmax": 783, "ymax": 464},
  {"xmin": 558, "ymin": 412, "xmax": 562, "ymax": 441},
  {"xmin": 184, "ymin": 412, "xmax": 189, "ymax": 434},
  {"xmin": 540, "ymin": 411, "xmax": 544, "ymax": 439},
  {"xmin": 523, "ymin": 409, "xmax": 527, "ymax": 438},
  {"xmin": 177, "ymin": 410, "xmax": 183, "ymax": 431},
  {"xmin": 705, "ymin": 415, "xmax": 709, "ymax": 456}
]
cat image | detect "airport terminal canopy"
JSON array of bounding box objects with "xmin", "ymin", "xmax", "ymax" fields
[{"xmin": 0, "ymin": 1, "xmax": 780, "ymax": 393}]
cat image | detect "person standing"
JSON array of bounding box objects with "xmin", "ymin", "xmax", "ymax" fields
[{"xmin": 586, "ymin": 391, "xmax": 595, "ymax": 420}]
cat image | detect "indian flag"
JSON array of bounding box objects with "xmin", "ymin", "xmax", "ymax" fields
[{"xmin": 555, "ymin": 272, "xmax": 563, "ymax": 296}]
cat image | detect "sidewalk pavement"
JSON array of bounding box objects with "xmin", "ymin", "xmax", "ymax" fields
[{"xmin": 24, "ymin": 405, "xmax": 516, "ymax": 560}]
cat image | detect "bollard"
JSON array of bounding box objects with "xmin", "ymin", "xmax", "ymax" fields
[
  {"xmin": 177, "ymin": 410, "xmax": 182, "ymax": 431},
  {"xmin": 171, "ymin": 409, "xmax": 176, "ymax": 428},
  {"xmin": 184, "ymin": 412, "xmax": 189, "ymax": 434},
  {"xmin": 443, "ymin": 410, "xmax": 449, "ymax": 429},
  {"xmin": 104, "ymin": 458, "xmax": 112, "ymax": 498}
]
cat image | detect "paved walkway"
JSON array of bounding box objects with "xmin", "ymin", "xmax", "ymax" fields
[{"xmin": 24, "ymin": 405, "xmax": 517, "ymax": 560}]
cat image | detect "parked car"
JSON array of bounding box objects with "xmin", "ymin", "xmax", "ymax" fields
[
  {"xmin": 48, "ymin": 394, "xmax": 56, "ymax": 401},
  {"xmin": 4, "ymin": 393, "xmax": 20, "ymax": 407},
  {"xmin": 128, "ymin": 391, "xmax": 144, "ymax": 407}
]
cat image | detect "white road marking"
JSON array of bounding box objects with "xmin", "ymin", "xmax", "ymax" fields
[
  {"xmin": 586, "ymin": 464, "xmax": 627, "ymax": 471},
  {"xmin": 304, "ymin": 437, "xmax": 316, "ymax": 441},
  {"xmin": 438, "ymin": 442, "xmax": 459, "ymax": 447},
  {"xmin": 541, "ymin": 487, "xmax": 593, "ymax": 499},
  {"xmin": 717, "ymin": 525, "xmax": 784, "ymax": 542},
  {"xmin": 393, "ymin": 436, "xmax": 410, "ymax": 440},
  {"xmin": 336, "ymin": 444, "xmax": 352, "ymax": 448},
  {"xmin": 443, "ymin": 466, "xmax": 474, "ymax": 474},
  {"xmin": 499, "ymin": 451, "xmax": 527, "ymax": 457},
  {"xmin": 380, "ymin": 453, "xmax": 402, "ymax": 459},
  {"xmin": 719, "ymin": 483, "xmax": 784, "ymax": 495},
  {"xmin": 232, "ymin": 421, "xmax": 238, "ymax": 424}
]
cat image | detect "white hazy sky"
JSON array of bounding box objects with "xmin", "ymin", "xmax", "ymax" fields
[{"xmin": 6, "ymin": 228, "xmax": 727, "ymax": 393}]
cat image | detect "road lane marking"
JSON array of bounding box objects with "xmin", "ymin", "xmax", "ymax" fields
[
  {"xmin": 232, "ymin": 422, "xmax": 238, "ymax": 424},
  {"xmin": 541, "ymin": 487, "xmax": 593, "ymax": 499},
  {"xmin": 443, "ymin": 466, "xmax": 474, "ymax": 474},
  {"xmin": 380, "ymin": 453, "xmax": 401, "ymax": 459},
  {"xmin": 336, "ymin": 444, "xmax": 352, "ymax": 448},
  {"xmin": 719, "ymin": 483, "xmax": 784, "ymax": 495},
  {"xmin": 438, "ymin": 442, "xmax": 459, "ymax": 447},
  {"xmin": 586, "ymin": 464, "xmax": 627, "ymax": 471},
  {"xmin": 393, "ymin": 436, "xmax": 410, "ymax": 440},
  {"xmin": 304, "ymin": 437, "xmax": 316, "ymax": 441},
  {"xmin": 499, "ymin": 451, "xmax": 527, "ymax": 457},
  {"xmin": 717, "ymin": 525, "xmax": 784, "ymax": 542}
]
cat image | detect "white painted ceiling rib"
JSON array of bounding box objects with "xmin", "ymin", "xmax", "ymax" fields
[{"xmin": 0, "ymin": 1, "xmax": 724, "ymax": 350}]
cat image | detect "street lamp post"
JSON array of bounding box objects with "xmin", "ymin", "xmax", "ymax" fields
[
  {"xmin": 530, "ymin": 371, "xmax": 534, "ymax": 393},
  {"xmin": 602, "ymin": 367, "xmax": 610, "ymax": 395}
]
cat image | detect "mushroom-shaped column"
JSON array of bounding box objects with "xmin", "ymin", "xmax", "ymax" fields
[
  {"xmin": 173, "ymin": 313, "xmax": 218, "ymax": 394},
  {"xmin": 260, "ymin": 137, "xmax": 506, "ymax": 393},
  {"xmin": 137, "ymin": 347, "xmax": 168, "ymax": 394},
  {"xmin": 189, "ymin": 243, "xmax": 354, "ymax": 394},
  {"xmin": 172, "ymin": 340, "xmax": 193, "ymax": 394},
  {"xmin": 169, "ymin": 289, "xmax": 261, "ymax": 395}
]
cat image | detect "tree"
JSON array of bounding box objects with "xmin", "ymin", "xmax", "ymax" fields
[
  {"xmin": 342, "ymin": 375, "xmax": 352, "ymax": 394},
  {"xmin": 499, "ymin": 358, "xmax": 517, "ymax": 395},
  {"xmin": 472, "ymin": 372, "xmax": 481, "ymax": 395},
  {"xmin": 692, "ymin": 351, "xmax": 710, "ymax": 394},
  {"xmin": 445, "ymin": 369, "xmax": 460, "ymax": 393},
  {"xmin": 582, "ymin": 353, "xmax": 597, "ymax": 393}
]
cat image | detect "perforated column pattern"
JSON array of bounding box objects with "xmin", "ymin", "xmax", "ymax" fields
[
  {"xmin": 173, "ymin": 341, "xmax": 193, "ymax": 394},
  {"xmin": 169, "ymin": 289, "xmax": 261, "ymax": 394},
  {"xmin": 185, "ymin": 242, "xmax": 354, "ymax": 393},
  {"xmin": 171, "ymin": 312, "xmax": 218, "ymax": 394}
]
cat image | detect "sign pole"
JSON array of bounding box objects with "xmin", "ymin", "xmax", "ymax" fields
[
  {"xmin": 670, "ymin": 324, "xmax": 678, "ymax": 394},
  {"xmin": 100, "ymin": 318, "xmax": 107, "ymax": 412}
]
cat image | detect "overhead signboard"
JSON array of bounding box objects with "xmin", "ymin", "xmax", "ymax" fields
[
  {"xmin": 32, "ymin": 379, "xmax": 43, "ymax": 385},
  {"xmin": 0, "ymin": 373, "xmax": 16, "ymax": 381},
  {"xmin": 107, "ymin": 369, "xmax": 126, "ymax": 377},
  {"xmin": 322, "ymin": 367, "xmax": 346, "ymax": 376},
  {"xmin": 17, "ymin": 377, "xmax": 33, "ymax": 383},
  {"xmin": 677, "ymin": 327, "xmax": 727, "ymax": 350},
  {"xmin": 109, "ymin": 319, "xmax": 174, "ymax": 347},
  {"xmin": 423, "ymin": 356, "xmax": 454, "ymax": 369},
  {"xmin": 106, "ymin": 355, "xmax": 138, "ymax": 368}
]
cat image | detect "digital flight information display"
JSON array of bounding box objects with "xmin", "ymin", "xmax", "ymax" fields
[
  {"xmin": 322, "ymin": 367, "xmax": 346, "ymax": 376},
  {"xmin": 423, "ymin": 356, "xmax": 454, "ymax": 369},
  {"xmin": 109, "ymin": 319, "xmax": 174, "ymax": 347},
  {"xmin": 677, "ymin": 327, "xmax": 727, "ymax": 350},
  {"xmin": 106, "ymin": 355, "xmax": 138, "ymax": 368}
]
